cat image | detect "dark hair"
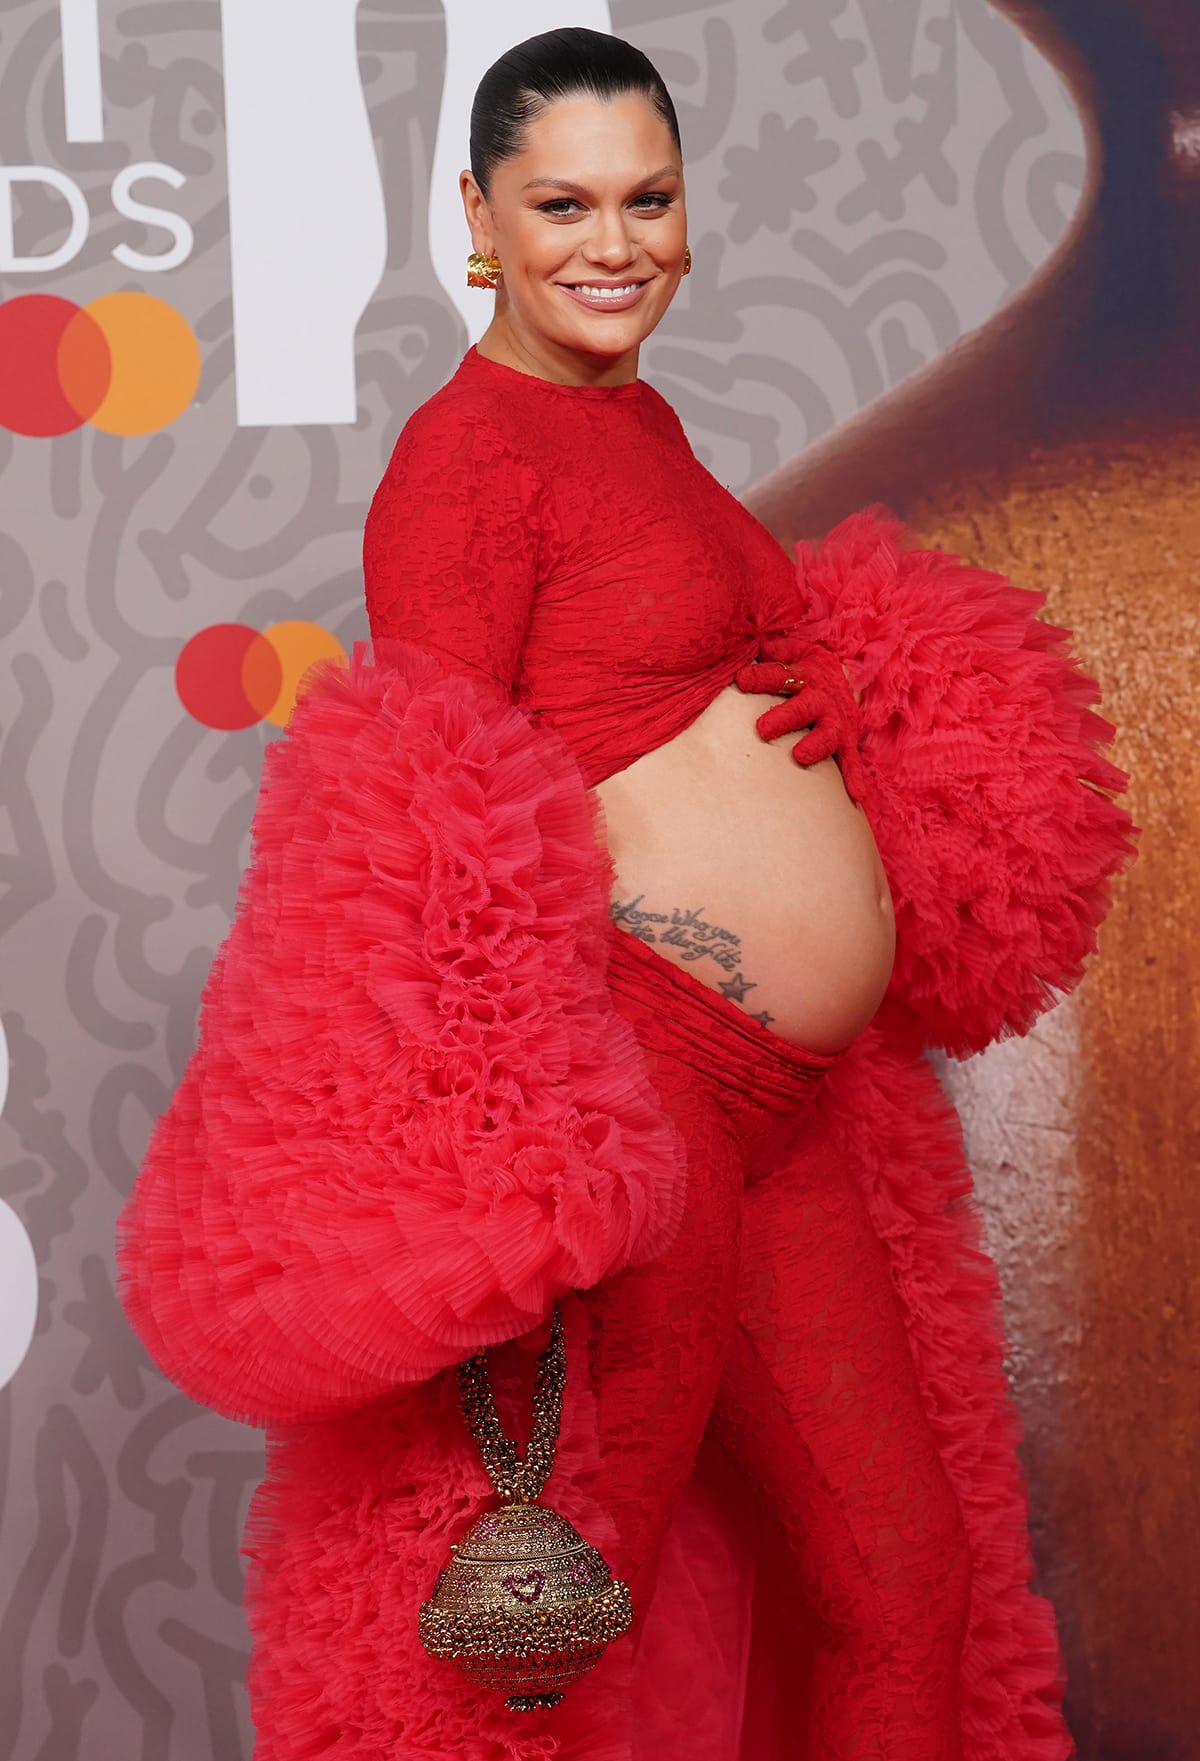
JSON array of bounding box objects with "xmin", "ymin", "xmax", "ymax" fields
[{"xmin": 470, "ymin": 28, "xmax": 682, "ymax": 198}]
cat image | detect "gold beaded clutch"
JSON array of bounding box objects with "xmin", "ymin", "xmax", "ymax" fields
[{"xmin": 418, "ymin": 1305, "xmax": 633, "ymax": 1712}]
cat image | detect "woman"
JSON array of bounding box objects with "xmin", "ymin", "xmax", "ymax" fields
[{"xmin": 115, "ymin": 28, "xmax": 1135, "ymax": 1761}]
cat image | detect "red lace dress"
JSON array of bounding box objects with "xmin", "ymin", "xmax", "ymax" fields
[{"xmin": 360, "ymin": 348, "xmax": 984, "ymax": 1761}]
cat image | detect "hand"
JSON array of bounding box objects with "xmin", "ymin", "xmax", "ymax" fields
[{"xmin": 734, "ymin": 640, "xmax": 868, "ymax": 805}]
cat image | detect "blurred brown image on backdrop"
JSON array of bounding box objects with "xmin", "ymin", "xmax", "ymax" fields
[{"xmin": 748, "ymin": 6, "xmax": 1199, "ymax": 1752}]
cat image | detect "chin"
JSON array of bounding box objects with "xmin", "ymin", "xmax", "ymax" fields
[
  {"xmin": 559, "ymin": 311, "xmax": 663, "ymax": 358},
  {"xmin": 567, "ymin": 325, "xmax": 646, "ymax": 358}
]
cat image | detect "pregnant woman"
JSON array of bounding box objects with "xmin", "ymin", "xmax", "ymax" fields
[{"xmin": 115, "ymin": 28, "xmax": 1135, "ymax": 1761}]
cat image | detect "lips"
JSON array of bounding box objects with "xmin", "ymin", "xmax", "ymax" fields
[{"xmin": 557, "ymin": 279, "xmax": 650, "ymax": 314}]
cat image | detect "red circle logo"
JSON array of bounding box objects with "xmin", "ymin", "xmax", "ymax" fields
[
  {"xmin": 0, "ymin": 292, "xmax": 201, "ymax": 436},
  {"xmin": 177, "ymin": 623, "xmax": 348, "ymax": 729}
]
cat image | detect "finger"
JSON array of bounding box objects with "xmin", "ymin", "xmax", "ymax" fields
[
  {"xmin": 755, "ymin": 689, "xmax": 825, "ymax": 742},
  {"xmin": 735, "ymin": 660, "xmax": 796, "ymax": 695},
  {"xmin": 790, "ymin": 725, "xmax": 840, "ymax": 768},
  {"xmin": 760, "ymin": 638, "xmax": 861, "ymax": 708}
]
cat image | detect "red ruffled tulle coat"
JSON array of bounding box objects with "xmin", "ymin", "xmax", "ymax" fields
[{"xmin": 115, "ymin": 508, "xmax": 1135, "ymax": 1759}]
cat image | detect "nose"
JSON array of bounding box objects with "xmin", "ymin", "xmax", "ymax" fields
[{"xmin": 581, "ymin": 207, "xmax": 638, "ymax": 272}]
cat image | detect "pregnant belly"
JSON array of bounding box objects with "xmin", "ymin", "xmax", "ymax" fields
[{"xmin": 592, "ymin": 684, "xmax": 896, "ymax": 1054}]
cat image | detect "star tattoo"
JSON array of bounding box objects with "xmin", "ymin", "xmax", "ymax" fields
[{"xmin": 718, "ymin": 971, "xmax": 758, "ymax": 1004}]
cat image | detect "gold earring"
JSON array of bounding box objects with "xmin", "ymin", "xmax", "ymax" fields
[
  {"xmin": 682, "ymin": 244, "xmax": 692, "ymax": 276},
  {"xmin": 467, "ymin": 250, "xmax": 502, "ymax": 289}
]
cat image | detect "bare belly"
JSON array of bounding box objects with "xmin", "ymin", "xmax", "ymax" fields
[{"xmin": 592, "ymin": 684, "xmax": 896, "ymax": 1054}]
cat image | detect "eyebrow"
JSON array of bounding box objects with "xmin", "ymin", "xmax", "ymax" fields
[{"xmin": 520, "ymin": 165, "xmax": 681, "ymax": 195}]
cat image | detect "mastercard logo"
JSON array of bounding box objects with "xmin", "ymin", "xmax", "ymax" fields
[
  {"xmin": 0, "ymin": 292, "xmax": 201, "ymax": 437},
  {"xmin": 177, "ymin": 622, "xmax": 348, "ymax": 730}
]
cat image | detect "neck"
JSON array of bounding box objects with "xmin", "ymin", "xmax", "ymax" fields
[{"xmin": 476, "ymin": 311, "xmax": 640, "ymax": 388}]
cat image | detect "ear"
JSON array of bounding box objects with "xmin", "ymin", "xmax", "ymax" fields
[{"xmin": 459, "ymin": 169, "xmax": 493, "ymax": 256}]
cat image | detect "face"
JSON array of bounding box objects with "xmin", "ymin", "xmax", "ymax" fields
[{"xmin": 460, "ymin": 91, "xmax": 687, "ymax": 376}]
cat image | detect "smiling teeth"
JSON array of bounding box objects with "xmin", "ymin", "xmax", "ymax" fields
[{"xmin": 573, "ymin": 284, "xmax": 639, "ymax": 297}]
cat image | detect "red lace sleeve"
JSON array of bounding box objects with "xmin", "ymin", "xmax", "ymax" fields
[{"xmin": 362, "ymin": 400, "xmax": 542, "ymax": 691}]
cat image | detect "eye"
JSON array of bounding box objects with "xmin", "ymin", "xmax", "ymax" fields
[{"xmin": 536, "ymin": 191, "xmax": 674, "ymax": 218}]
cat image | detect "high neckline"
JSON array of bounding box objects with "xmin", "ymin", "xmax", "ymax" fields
[{"xmin": 461, "ymin": 343, "xmax": 646, "ymax": 401}]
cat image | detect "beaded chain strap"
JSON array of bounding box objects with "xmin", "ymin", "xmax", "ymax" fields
[{"xmin": 456, "ymin": 1305, "xmax": 566, "ymax": 1503}]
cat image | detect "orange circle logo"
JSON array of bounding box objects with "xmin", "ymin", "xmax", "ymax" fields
[
  {"xmin": 0, "ymin": 292, "xmax": 201, "ymax": 436},
  {"xmin": 177, "ymin": 622, "xmax": 348, "ymax": 730}
]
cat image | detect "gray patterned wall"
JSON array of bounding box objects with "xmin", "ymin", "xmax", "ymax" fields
[{"xmin": 0, "ymin": 4, "xmax": 1085, "ymax": 1756}]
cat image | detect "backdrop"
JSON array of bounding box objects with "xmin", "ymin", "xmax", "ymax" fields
[{"xmin": 0, "ymin": 3, "xmax": 1192, "ymax": 1758}]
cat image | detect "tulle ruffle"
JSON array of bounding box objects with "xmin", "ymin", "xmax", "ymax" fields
[
  {"xmin": 115, "ymin": 640, "xmax": 686, "ymax": 1427},
  {"xmin": 794, "ymin": 505, "xmax": 1137, "ymax": 1056}
]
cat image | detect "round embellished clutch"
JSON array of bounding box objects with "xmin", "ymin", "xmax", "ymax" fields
[{"xmin": 418, "ymin": 1305, "xmax": 633, "ymax": 1712}]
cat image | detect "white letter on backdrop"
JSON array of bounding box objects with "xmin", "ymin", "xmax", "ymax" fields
[
  {"xmin": 0, "ymin": 168, "xmax": 89, "ymax": 272},
  {"xmin": 60, "ymin": 0, "xmax": 103, "ymax": 143},
  {"xmin": 0, "ymin": 1020, "xmax": 38, "ymax": 1394},
  {"xmin": 112, "ymin": 163, "xmax": 194, "ymax": 272}
]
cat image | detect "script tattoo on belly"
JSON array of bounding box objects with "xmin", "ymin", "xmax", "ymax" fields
[{"xmin": 608, "ymin": 896, "xmax": 776, "ymax": 1028}]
